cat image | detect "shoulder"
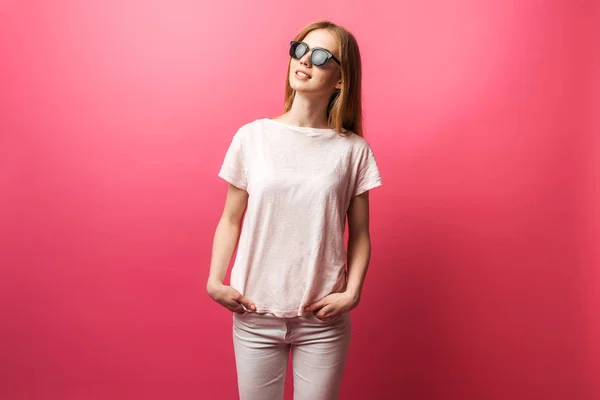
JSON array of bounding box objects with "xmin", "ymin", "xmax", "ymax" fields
[
  {"xmin": 343, "ymin": 132, "xmax": 376, "ymax": 156},
  {"xmin": 236, "ymin": 118, "xmax": 261, "ymax": 133},
  {"xmin": 231, "ymin": 118, "xmax": 265, "ymax": 141}
]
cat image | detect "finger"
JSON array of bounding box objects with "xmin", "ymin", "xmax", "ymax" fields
[
  {"xmin": 317, "ymin": 307, "xmax": 341, "ymax": 322},
  {"xmin": 306, "ymin": 300, "xmax": 325, "ymax": 312},
  {"xmin": 314, "ymin": 304, "xmax": 332, "ymax": 318},
  {"xmin": 237, "ymin": 295, "xmax": 256, "ymax": 311},
  {"xmin": 232, "ymin": 292, "xmax": 256, "ymax": 311},
  {"xmin": 230, "ymin": 302, "xmax": 246, "ymax": 314},
  {"xmin": 316, "ymin": 313, "xmax": 336, "ymax": 322},
  {"xmin": 225, "ymin": 297, "xmax": 246, "ymax": 313}
]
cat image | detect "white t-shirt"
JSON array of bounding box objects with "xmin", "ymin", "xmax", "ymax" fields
[{"xmin": 218, "ymin": 118, "xmax": 383, "ymax": 318}]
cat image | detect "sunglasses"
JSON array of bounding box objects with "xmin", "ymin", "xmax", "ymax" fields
[{"xmin": 289, "ymin": 41, "xmax": 341, "ymax": 67}]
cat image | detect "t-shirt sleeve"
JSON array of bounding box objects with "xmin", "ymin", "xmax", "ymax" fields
[
  {"xmin": 352, "ymin": 143, "xmax": 383, "ymax": 197},
  {"xmin": 218, "ymin": 128, "xmax": 248, "ymax": 190}
]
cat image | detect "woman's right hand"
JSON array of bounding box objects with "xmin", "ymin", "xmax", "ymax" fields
[{"xmin": 207, "ymin": 281, "xmax": 256, "ymax": 314}]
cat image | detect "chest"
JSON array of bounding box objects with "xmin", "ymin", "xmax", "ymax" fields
[{"xmin": 246, "ymin": 134, "xmax": 353, "ymax": 202}]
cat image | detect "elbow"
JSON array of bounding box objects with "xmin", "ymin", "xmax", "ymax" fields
[{"xmin": 220, "ymin": 212, "xmax": 244, "ymax": 229}]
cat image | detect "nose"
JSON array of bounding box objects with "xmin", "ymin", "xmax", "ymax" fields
[{"xmin": 299, "ymin": 49, "xmax": 312, "ymax": 66}]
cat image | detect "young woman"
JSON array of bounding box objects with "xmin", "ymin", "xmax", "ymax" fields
[{"xmin": 207, "ymin": 20, "xmax": 383, "ymax": 400}]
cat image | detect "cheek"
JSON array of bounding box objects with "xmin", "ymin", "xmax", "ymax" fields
[{"xmin": 314, "ymin": 71, "xmax": 338, "ymax": 87}]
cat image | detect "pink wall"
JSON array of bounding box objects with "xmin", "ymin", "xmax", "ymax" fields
[{"xmin": 1, "ymin": 1, "xmax": 597, "ymax": 399}]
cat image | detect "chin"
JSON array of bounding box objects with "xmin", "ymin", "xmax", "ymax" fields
[
  {"xmin": 292, "ymin": 87, "xmax": 328, "ymax": 97},
  {"xmin": 290, "ymin": 80, "xmax": 320, "ymax": 94},
  {"xmin": 292, "ymin": 87, "xmax": 317, "ymax": 96}
]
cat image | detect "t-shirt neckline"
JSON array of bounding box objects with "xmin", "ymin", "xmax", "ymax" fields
[{"xmin": 263, "ymin": 118, "xmax": 337, "ymax": 135}]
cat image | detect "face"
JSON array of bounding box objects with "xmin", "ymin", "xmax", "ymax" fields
[{"xmin": 289, "ymin": 29, "xmax": 342, "ymax": 96}]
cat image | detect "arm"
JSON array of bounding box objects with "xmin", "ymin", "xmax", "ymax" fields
[
  {"xmin": 206, "ymin": 184, "xmax": 256, "ymax": 313},
  {"xmin": 302, "ymin": 190, "xmax": 374, "ymax": 320},
  {"xmin": 207, "ymin": 183, "xmax": 248, "ymax": 287},
  {"xmin": 345, "ymin": 190, "xmax": 373, "ymax": 305}
]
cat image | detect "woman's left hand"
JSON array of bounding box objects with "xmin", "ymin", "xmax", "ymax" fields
[{"xmin": 303, "ymin": 291, "xmax": 360, "ymax": 322}]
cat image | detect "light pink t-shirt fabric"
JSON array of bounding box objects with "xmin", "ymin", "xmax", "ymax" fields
[{"xmin": 218, "ymin": 118, "xmax": 383, "ymax": 318}]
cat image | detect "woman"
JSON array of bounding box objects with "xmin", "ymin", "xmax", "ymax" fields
[{"xmin": 207, "ymin": 20, "xmax": 383, "ymax": 400}]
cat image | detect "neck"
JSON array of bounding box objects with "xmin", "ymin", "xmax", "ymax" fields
[{"xmin": 281, "ymin": 92, "xmax": 331, "ymax": 129}]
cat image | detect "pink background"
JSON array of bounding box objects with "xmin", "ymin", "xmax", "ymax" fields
[{"xmin": 1, "ymin": 1, "xmax": 598, "ymax": 399}]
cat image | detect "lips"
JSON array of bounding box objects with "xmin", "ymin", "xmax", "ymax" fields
[{"xmin": 295, "ymin": 69, "xmax": 311, "ymax": 79}]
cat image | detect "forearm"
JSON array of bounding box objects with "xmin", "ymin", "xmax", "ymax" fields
[
  {"xmin": 345, "ymin": 231, "xmax": 371, "ymax": 301},
  {"xmin": 207, "ymin": 217, "xmax": 243, "ymax": 288}
]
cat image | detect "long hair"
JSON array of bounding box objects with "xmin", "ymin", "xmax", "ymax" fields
[{"xmin": 283, "ymin": 21, "xmax": 363, "ymax": 137}]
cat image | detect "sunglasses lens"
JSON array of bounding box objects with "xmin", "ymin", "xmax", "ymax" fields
[
  {"xmin": 289, "ymin": 42, "xmax": 333, "ymax": 66},
  {"xmin": 311, "ymin": 49, "xmax": 328, "ymax": 66},
  {"xmin": 290, "ymin": 42, "xmax": 308, "ymax": 59}
]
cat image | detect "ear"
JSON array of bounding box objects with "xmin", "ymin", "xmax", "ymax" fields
[{"xmin": 335, "ymin": 80, "xmax": 342, "ymax": 90}]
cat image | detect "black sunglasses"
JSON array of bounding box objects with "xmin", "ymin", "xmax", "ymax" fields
[{"xmin": 289, "ymin": 41, "xmax": 341, "ymax": 67}]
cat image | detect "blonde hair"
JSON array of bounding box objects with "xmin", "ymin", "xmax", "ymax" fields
[{"xmin": 283, "ymin": 20, "xmax": 363, "ymax": 137}]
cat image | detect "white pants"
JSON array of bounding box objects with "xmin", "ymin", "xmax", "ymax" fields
[{"xmin": 232, "ymin": 311, "xmax": 352, "ymax": 400}]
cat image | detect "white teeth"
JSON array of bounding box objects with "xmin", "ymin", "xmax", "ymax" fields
[{"xmin": 296, "ymin": 71, "xmax": 309, "ymax": 78}]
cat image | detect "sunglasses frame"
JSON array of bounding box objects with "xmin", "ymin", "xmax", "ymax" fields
[{"xmin": 289, "ymin": 41, "xmax": 341, "ymax": 66}]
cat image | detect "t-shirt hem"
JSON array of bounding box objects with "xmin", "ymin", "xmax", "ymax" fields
[{"xmin": 249, "ymin": 307, "xmax": 309, "ymax": 318}]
